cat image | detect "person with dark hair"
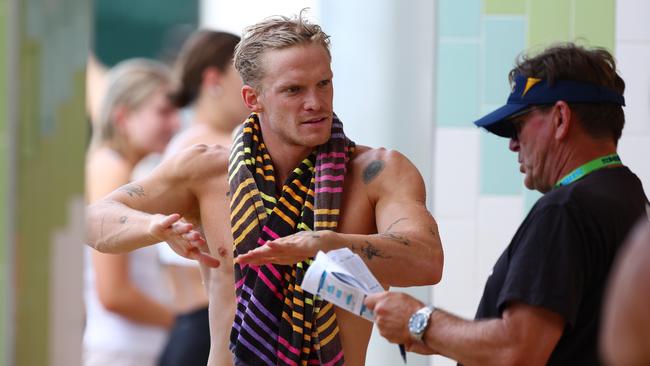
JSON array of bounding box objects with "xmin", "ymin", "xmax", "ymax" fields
[
  {"xmin": 156, "ymin": 29, "xmax": 250, "ymax": 366},
  {"xmin": 167, "ymin": 29, "xmax": 250, "ymax": 147},
  {"xmin": 366, "ymin": 42, "xmax": 649, "ymax": 365},
  {"xmin": 85, "ymin": 12, "xmax": 443, "ymax": 366}
]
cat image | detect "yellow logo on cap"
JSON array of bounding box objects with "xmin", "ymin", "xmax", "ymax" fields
[{"xmin": 522, "ymin": 77, "xmax": 541, "ymax": 97}]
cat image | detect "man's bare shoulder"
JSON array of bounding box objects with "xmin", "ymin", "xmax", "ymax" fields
[
  {"xmin": 350, "ymin": 145, "xmax": 420, "ymax": 183},
  {"xmin": 161, "ymin": 143, "xmax": 230, "ymax": 182},
  {"xmin": 165, "ymin": 125, "xmax": 229, "ymax": 157},
  {"xmin": 349, "ymin": 145, "xmax": 425, "ymax": 201}
]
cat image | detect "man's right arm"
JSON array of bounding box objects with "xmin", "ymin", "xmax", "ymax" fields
[
  {"xmin": 86, "ymin": 144, "xmax": 217, "ymax": 265},
  {"xmin": 366, "ymin": 292, "xmax": 564, "ymax": 366}
]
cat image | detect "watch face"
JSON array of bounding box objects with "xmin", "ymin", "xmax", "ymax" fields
[{"xmin": 409, "ymin": 312, "xmax": 427, "ymax": 333}]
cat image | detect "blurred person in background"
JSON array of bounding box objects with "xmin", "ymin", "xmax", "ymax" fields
[
  {"xmin": 84, "ymin": 58, "xmax": 179, "ymax": 366},
  {"xmin": 156, "ymin": 29, "xmax": 249, "ymax": 366},
  {"xmin": 601, "ymin": 219, "xmax": 650, "ymax": 365}
]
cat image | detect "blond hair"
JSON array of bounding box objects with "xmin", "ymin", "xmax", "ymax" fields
[
  {"xmin": 91, "ymin": 58, "xmax": 171, "ymax": 154},
  {"xmin": 234, "ymin": 10, "xmax": 330, "ymax": 90}
]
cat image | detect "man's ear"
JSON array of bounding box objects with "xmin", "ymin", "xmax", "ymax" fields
[
  {"xmin": 554, "ymin": 100, "xmax": 572, "ymax": 140},
  {"xmin": 242, "ymin": 85, "xmax": 263, "ymax": 112}
]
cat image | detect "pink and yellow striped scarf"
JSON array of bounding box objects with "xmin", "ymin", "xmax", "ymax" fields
[{"xmin": 228, "ymin": 113, "xmax": 355, "ymax": 366}]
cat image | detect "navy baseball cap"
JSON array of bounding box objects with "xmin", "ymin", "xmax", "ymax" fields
[{"xmin": 473, "ymin": 74, "xmax": 625, "ymax": 138}]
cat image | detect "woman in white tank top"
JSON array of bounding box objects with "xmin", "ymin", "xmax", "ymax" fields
[{"xmin": 84, "ymin": 59, "xmax": 179, "ymax": 366}]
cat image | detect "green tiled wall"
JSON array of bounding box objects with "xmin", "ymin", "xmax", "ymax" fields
[
  {"xmin": 574, "ymin": 0, "xmax": 615, "ymax": 50},
  {"xmin": 10, "ymin": 0, "xmax": 89, "ymax": 364},
  {"xmin": 0, "ymin": 0, "xmax": 7, "ymax": 361},
  {"xmin": 436, "ymin": 0, "xmax": 616, "ymax": 200},
  {"xmin": 484, "ymin": 0, "xmax": 526, "ymax": 15},
  {"xmin": 528, "ymin": 0, "xmax": 572, "ymax": 47}
]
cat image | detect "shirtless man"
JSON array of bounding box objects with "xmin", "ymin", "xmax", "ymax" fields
[{"xmin": 87, "ymin": 12, "xmax": 443, "ymax": 366}]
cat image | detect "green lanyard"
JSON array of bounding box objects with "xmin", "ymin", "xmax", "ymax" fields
[{"xmin": 555, "ymin": 153, "xmax": 622, "ymax": 187}]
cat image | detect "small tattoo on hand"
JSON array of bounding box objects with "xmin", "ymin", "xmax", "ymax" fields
[{"xmin": 119, "ymin": 216, "xmax": 128, "ymax": 224}]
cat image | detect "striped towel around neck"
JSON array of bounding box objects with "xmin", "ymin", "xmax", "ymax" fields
[{"xmin": 228, "ymin": 112, "xmax": 355, "ymax": 366}]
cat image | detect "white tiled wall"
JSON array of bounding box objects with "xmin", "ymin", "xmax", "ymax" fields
[
  {"xmin": 433, "ymin": 128, "xmax": 481, "ymax": 219},
  {"xmin": 616, "ymin": 0, "xmax": 650, "ymax": 194},
  {"xmin": 434, "ymin": 218, "xmax": 479, "ymax": 319}
]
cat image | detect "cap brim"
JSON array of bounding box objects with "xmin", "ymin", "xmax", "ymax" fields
[{"xmin": 473, "ymin": 103, "xmax": 529, "ymax": 138}]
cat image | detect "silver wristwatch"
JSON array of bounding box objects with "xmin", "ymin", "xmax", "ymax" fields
[{"xmin": 408, "ymin": 305, "xmax": 434, "ymax": 341}]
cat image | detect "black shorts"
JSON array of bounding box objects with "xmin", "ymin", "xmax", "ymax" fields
[{"xmin": 158, "ymin": 306, "xmax": 210, "ymax": 366}]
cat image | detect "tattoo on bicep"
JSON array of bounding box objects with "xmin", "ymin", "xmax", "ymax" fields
[
  {"xmin": 385, "ymin": 217, "xmax": 408, "ymax": 232},
  {"xmin": 362, "ymin": 160, "xmax": 385, "ymax": 184},
  {"xmin": 378, "ymin": 232, "xmax": 410, "ymax": 246},
  {"xmin": 118, "ymin": 184, "xmax": 145, "ymax": 198},
  {"xmin": 352, "ymin": 241, "xmax": 391, "ymax": 260},
  {"xmin": 100, "ymin": 213, "xmax": 106, "ymax": 244},
  {"xmin": 119, "ymin": 216, "xmax": 128, "ymax": 224},
  {"xmin": 429, "ymin": 227, "xmax": 439, "ymax": 239}
]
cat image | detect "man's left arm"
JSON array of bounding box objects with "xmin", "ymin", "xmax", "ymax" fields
[
  {"xmin": 337, "ymin": 149, "xmax": 442, "ymax": 286},
  {"xmin": 236, "ymin": 149, "xmax": 443, "ymax": 286}
]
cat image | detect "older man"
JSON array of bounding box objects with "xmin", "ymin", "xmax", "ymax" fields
[
  {"xmin": 366, "ymin": 43, "xmax": 649, "ymax": 365},
  {"xmin": 86, "ymin": 13, "xmax": 443, "ymax": 366}
]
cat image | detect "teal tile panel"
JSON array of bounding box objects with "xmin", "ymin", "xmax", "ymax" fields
[
  {"xmin": 483, "ymin": 17, "xmax": 526, "ymax": 105},
  {"xmin": 436, "ymin": 41, "xmax": 480, "ymax": 127},
  {"xmin": 438, "ymin": 0, "xmax": 481, "ymax": 38},
  {"xmin": 524, "ymin": 189, "xmax": 543, "ymax": 214},
  {"xmin": 480, "ymin": 132, "xmax": 522, "ymax": 195}
]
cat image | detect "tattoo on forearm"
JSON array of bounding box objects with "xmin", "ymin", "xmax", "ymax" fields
[
  {"xmin": 119, "ymin": 216, "xmax": 128, "ymax": 224},
  {"xmin": 362, "ymin": 160, "xmax": 385, "ymax": 184},
  {"xmin": 378, "ymin": 232, "xmax": 410, "ymax": 246},
  {"xmin": 385, "ymin": 217, "xmax": 408, "ymax": 232},
  {"xmin": 118, "ymin": 184, "xmax": 145, "ymax": 198},
  {"xmin": 352, "ymin": 241, "xmax": 391, "ymax": 260},
  {"xmin": 298, "ymin": 231, "xmax": 321, "ymax": 239}
]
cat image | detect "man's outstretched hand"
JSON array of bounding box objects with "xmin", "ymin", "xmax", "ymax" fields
[
  {"xmin": 150, "ymin": 213, "xmax": 220, "ymax": 268},
  {"xmin": 235, "ymin": 230, "xmax": 338, "ymax": 266}
]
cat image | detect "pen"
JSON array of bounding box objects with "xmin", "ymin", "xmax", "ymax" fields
[{"xmin": 399, "ymin": 343, "xmax": 407, "ymax": 363}]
